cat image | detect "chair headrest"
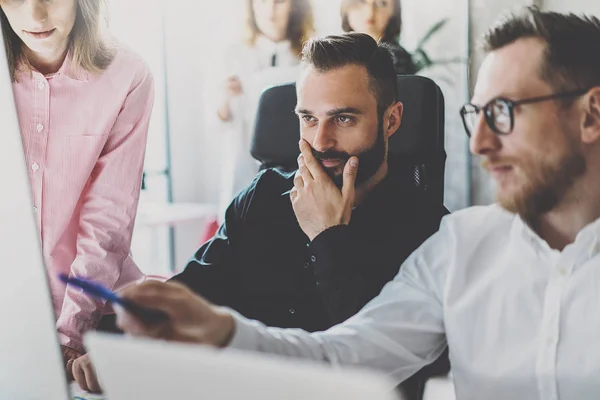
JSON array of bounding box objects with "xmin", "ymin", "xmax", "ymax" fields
[
  {"xmin": 250, "ymin": 83, "xmax": 299, "ymax": 167},
  {"xmin": 390, "ymin": 76, "xmax": 445, "ymax": 159},
  {"xmin": 250, "ymin": 75, "xmax": 444, "ymax": 166}
]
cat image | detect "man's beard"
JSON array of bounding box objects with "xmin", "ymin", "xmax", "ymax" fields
[
  {"xmin": 311, "ymin": 117, "xmax": 386, "ymax": 189},
  {"xmin": 494, "ymin": 135, "xmax": 586, "ymax": 222}
]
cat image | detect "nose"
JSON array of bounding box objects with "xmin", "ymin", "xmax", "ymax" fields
[
  {"xmin": 469, "ymin": 112, "xmax": 502, "ymax": 156},
  {"xmin": 264, "ymin": 0, "xmax": 276, "ymax": 18},
  {"xmin": 29, "ymin": 0, "xmax": 49, "ymax": 25},
  {"xmin": 310, "ymin": 122, "xmax": 336, "ymax": 153},
  {"xmin": 366, "ymin": 3, "xmax": 376, "ymax": 18}
]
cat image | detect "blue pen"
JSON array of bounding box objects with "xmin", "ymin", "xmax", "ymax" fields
[{"xmin": 58, "ymin": 274, "xmax": 168, "ymax": 324}]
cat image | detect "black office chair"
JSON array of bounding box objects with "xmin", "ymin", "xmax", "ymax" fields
[
  {"xmin": 250, "ymin": 83, "xmax": 300, "ymax": 173},
  {"xmin": 391, "ymin": 75, "xmax": 446, "ymax": 204},
  {"xmin": 250, "ymin": 76, "xmax": 446, "ymax": 204}
]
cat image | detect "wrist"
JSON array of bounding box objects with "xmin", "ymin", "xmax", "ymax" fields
[
  {"xmin": 213, "ymin": 307, "xmax": 235, "ymax": 348},
  {"xmin": 308, "ymin": 223, "xmax": 347, "ymax": 242}
]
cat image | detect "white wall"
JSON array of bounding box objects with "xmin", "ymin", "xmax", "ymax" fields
[{"xmin": 542, "ymin": 0, "xmax": 600, "ymax": 14}]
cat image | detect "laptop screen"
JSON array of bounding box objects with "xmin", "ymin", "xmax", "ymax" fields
[{"xmin": 0, "ymin": 17, "xmax": 71, "ymax": 400}]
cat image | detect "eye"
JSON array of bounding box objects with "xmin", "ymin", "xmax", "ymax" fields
[
  {"xmin": 300, "ymin": 115, "xmax": 316, "ymax": 124},
  {"xmin": 335, "ymin": 115, "xmax": 354, "ymax": 125}
]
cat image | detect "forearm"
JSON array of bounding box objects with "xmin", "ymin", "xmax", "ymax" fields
[
  {"xmin": 227, "ymin": 272, "xmax": 448, "ymax": 386},
  {"xmin": 228, "ymin": 311, "xmax": 333, "ymax": 362}
]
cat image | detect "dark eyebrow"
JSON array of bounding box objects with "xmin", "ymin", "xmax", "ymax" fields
[
  {"xmin": 295, "ymin": 108, "xmax": 311, "ymax": 115},
  {"xmin": 294, "ymin": 107, "xmax": 363, "ymax": 116}
]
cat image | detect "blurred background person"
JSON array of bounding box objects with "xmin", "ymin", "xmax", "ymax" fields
[
  {"xmin": 341, "ymin": 0, "xmax": 415, "ymax": 74},
  {"xmin": 207, "ymin": 0, "xmax": 314, "ymax": 222}
]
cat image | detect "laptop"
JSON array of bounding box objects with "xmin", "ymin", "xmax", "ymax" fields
[
  {"xmin": 0, "ymin": 18, "xmax": 102, "ymax": 400},
  {"xmin": 85, "ymin": 332, "xmax": 400, "ymax": 400}
]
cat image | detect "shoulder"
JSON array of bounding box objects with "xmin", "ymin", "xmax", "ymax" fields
[
  {"xmin": 230, "ymin": 168, "xmax": 295, "ymax": 213},
  {"xmin": 244, "ymin": 168, "xmax": 295, "ymax": 198},
  {"xmin": 102, "ymin": 43, "xmax": 154, "ymax": 89},
  {"xmin": 440, "ymin": 204, "xmax": 516, "ymax": 241},
  {"xmin": 398, "ymin": 204, "xmax": 515, "ymax": 278}
]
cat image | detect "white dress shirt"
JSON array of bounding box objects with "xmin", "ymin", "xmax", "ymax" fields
[{"xmin": 229, "ymin": 204, "xmax": 600, "ymax": 400}]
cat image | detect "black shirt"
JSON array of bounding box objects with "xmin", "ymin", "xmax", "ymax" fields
[{"xmin": 172, "ymin": 160, "xmax": 448, "ymax": 332}]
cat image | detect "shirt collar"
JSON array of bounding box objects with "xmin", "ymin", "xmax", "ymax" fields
[
  {"xmin": 517, "ymin": 213, "xmax": 600, "ymax": 257},
  {"xmin": 254, "ymin": 35, "xmax": 291, "ymax": 54},
  {"xmin": 50, "ymin": 51, "xmax": 90, "ymax": 82},
  {"xmin": 17, "ymin": 50, "xmax": 90, "ymax": 82}
]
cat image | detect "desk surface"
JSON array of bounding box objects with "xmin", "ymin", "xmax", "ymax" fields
[{"xmin": 136, "ymin": 202, "xmax": 216, "ymax": 227}]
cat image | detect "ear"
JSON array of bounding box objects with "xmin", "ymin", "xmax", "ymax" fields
[
  {"xmin": 581, "ymin": 86, "xmax": 600, "ymax": 145},
  {"xmin": 384, "ymin": 101, "xmax": 403, "ymax": 139}
]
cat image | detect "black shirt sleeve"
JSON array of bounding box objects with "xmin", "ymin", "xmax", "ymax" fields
[{"xmin": 169, "ymin": 173, "xmax": 260, "ymax": 307}]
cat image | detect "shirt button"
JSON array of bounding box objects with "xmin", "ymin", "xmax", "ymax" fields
[
  {"xmin": 558, "ymin": 266, "xmax": 567, "ymax": 276},
  {"xmin": 310, "ymin": 255, "xmax": 317, "ymax": 263},
  {"xmin": 33, "ymin": 206, "xmax": 38, "ymax": 213},
  {"xmin": 31, "ymin": 163, "xmax": 40, "ymax": 172},
  {"xmin": 36, "ymin": 123, "xmax": 44, "ymax": 132},
  {"xmin": 288, "ymin": 308, "xmax": 295, "ymax": 315},
  {"xmin": 303, "ymin": 262, "xmax": 310, "ymax": 269},
  {"xmin": 37, "ymin": 81, "xmax": 45, "ymax": 90}
]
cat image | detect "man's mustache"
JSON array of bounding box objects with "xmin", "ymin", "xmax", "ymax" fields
[{"xmin": 311, "ymin": 149, "xmax": 351, "ymax": 164}]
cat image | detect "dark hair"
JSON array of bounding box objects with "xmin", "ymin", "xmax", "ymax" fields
[
  {"xmin": 483, "ymin": 6, "xmax": 600, "ymax": 93},
  {"xmin": 244, "ymin": 0, "xmax": 314, "ymax": 56},
  {"xmin": 300, "ymin": 32, "xmax": 397, "ymax": 112},
  {"xmin": 340, "ymin": 0, "xmax": 402, "ymax": 44}
]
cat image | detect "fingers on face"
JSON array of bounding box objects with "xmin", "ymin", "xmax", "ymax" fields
[
  {"xmin": 298, "ymin": 140, "xmax": 325, "ymax": 179},
  {"xmin": 293, "ymin": 170, "xmax": 304, "ymax": 189},
  {"xmin": 289, "ymin": 187, "xmax": 299, "ymax": 202}
]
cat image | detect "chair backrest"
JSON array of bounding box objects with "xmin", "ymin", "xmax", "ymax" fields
[{"xmin": 250, "ymin": 75, "xmax": 446, "ymax": 204}]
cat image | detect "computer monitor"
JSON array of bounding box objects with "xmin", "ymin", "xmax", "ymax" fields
[
  {"xmin": 0, "ymin": 18, "xmax": 72, "ymax": 400},
  {"xmin": 86, "ymin": 332, "xmax": 400, "ymax": 400}
]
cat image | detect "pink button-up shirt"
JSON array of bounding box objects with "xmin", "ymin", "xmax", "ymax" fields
[{"xmin": 12, "ymin": 46, "xmax": 154, "ymax": 352}]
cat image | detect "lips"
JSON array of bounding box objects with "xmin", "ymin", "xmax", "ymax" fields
[
  {"xmin": 488, "ymin": 165, "xmax": 514, "ymax": 181},
  {"xmin": 24, "ymin": 29, "xmax": 55, "ymax": 39},
  {"xmin": 320, "ymin": 159, "xmax": 343, "ymax": 168}
]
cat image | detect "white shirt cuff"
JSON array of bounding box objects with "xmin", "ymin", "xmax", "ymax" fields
[{"xmin": 225, "ymin": 309, "xmax": 261, "ymax": 351}]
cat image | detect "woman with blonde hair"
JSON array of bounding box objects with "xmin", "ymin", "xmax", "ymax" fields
[
  {"xmin": 209, "ymin": 0, "xmax": 314, "ymax": 220},
  {"xmin": 0, "ymin": 0, "xmax": 153, "ymax": 382},
  {"xmin": 341, "ymin": 0, "xmax": 415, "ymax": 74}
]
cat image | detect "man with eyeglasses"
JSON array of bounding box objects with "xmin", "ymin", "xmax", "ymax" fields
[{"xmin": 112, "ymin": 7, "xmax": 600, "ymax": 399}]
